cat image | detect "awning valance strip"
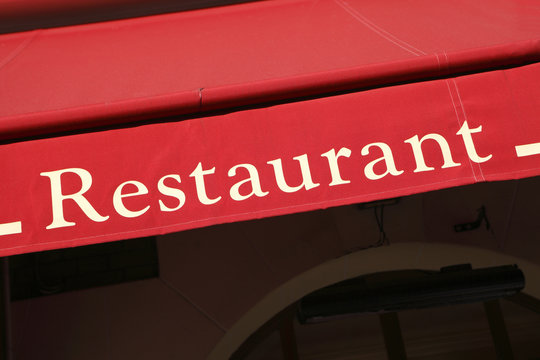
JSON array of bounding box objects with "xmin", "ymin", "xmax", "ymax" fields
[{"xmin": 1, "ymin": 62, "xmax": 539, "ymax": 255}]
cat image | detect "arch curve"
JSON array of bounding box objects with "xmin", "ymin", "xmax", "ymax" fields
[{"xmin": 208, "ymin": 242, "xmax": 540, "ymax": 359}]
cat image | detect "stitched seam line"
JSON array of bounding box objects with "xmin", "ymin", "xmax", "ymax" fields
[
  {"xmin": 452, "ymin": 78, "xmax": 486, "ymax": 181},
  {"xmin": 445, "ymin": 79, "xmax": 479, "ymax": 181},
  {"xmin": 0, "ymin": 30, "xmax": 40, "ymax": 71},
  {"xmin": 334, "ymin": 0, "xmax": 426, "ymax": 56}
]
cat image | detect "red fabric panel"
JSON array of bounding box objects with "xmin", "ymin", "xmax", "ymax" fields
[
  {"xmin": 0, "ymin": 63, "xmax": 539, "ymax": 256},
  {"xmin": 1, "ymin": 0, "xmax": 539, "ymax": 140}
]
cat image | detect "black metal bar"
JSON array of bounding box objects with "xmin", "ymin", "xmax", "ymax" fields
[
  {"xmin": 379, "ymin": 312, "xmax": 407, "ymax": 360},
  {"xmin": 297, "ymin": 265, "xmax": 524, "ymax": 323},
  {"xmin": 279, "ymin": 314, "xmax": 299, "ymax": 360},
  {"xmin": 484, "ymin": 299, "xmax": 514, "ymax": 360}
]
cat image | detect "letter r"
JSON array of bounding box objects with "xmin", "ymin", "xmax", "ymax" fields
[{"xmin": 40, "ymin": 168, "xmax": 109, "ymax": 229}]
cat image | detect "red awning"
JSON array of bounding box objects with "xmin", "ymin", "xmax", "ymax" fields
[{"xmin": 0, "ymin": 0, "xmax": 539, "ymax": 255}]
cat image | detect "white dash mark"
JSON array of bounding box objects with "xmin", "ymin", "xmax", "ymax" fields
[
  {"xmin": 0, "ymin": 221, "xmax": 22, "ymax": 236},
  {"xmin": 515, "ymin": 143, "xmax": 540, "ymax": 158}
]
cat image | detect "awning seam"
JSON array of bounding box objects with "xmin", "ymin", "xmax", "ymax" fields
[
  {"xmin": 0, "ymin": 29, "xmax": 40, "ymax": 71},
  {"xmin": 334, "ymin": 0, "xmax": 426, "ymax": 56}
]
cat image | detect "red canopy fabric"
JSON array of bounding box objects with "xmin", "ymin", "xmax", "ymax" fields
[
  {"xmin": 1, "ymin": 0, "xmax": 539, "ymax": 140},
  {"xmin": 0, "ymin": 0, "xmax": 539, "ymax": 255}
]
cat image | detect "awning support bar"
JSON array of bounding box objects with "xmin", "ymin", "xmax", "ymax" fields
[
  {"xmin": 484, "ymin": 299, "xmax": 514, "ymax": 360},
  {"xmin": 279, "ymin": 311, "xmax": 299, "ymax": 360},
  {"xmin": 379, "ymin": 312, "xmax": 407, "ymax": 360}
]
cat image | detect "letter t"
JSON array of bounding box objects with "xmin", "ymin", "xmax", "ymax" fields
[
  {"xmin": 189, "ymin": 162, "xmax": 222, "ymax": 205},
  {"xmin": 456, "ymin": 121, "xmax": 492, "ymax": 163}
]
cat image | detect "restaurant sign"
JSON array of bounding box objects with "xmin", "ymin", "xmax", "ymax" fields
[{"xmin": 1, "ymin": 66, "xmax": 539, "ymax": 256}]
